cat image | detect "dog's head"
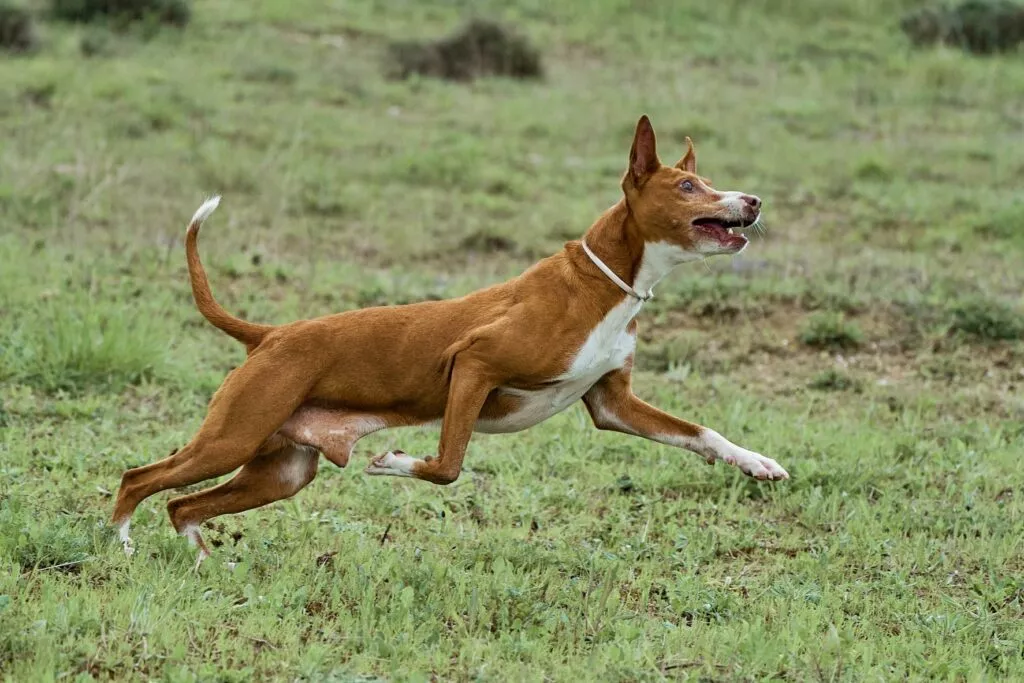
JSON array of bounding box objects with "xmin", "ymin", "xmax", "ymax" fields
[{"xmin": 622, "ymin": 115, "xmax": 761, "ymax": 259}]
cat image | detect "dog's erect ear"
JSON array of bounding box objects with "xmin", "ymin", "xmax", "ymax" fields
[
  {"xmin": 676, "ymin": 136, "xmax": 697, "ymax": 174},
  {"xmin": 629, "ymin": 115, "xmax": 660, "ymax": 186}
]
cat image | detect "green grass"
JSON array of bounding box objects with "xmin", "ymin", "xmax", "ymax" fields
[
  {"xmin": 799, "ymin": 311, "xmax": 865, "ymax": 351},
  {"xmin": 1, "ymin": 0, "xmax": 1023, "ymax": 680}
]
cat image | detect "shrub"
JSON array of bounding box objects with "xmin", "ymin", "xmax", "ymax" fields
[
  {"xmin": 900, "ymin": 0, "xmax": 1024, "ymax": 55},
  {"xmin": 51, "ymin": 0, "xmax": 189, "ymax": 28},
  {"xmin": 808, "ymin": 368, "xmax": 861, "ymax": 392},
  {"xmin": 0, "ymin": 4, "xmax": 38, "ymax": 53},
  {"xmin": 799, "ymin": 312, "xmax": 863, "ymax": 350},
  {"xmin": 388, "ymin": 19, "xmax": 542, "ymax": 81},
  {"xmin": 948, "ymin": 298, "xmax": 1023, "ymax": 340}
]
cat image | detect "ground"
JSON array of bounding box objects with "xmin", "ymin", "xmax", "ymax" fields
[{"xmin": 1, "ymin": 0, "xmax": 1022, "ymax": 680}]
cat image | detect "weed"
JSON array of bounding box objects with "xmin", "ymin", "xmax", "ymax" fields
[
  {"xmin": 948, "ymin": 298, "xmax": 1023, "ymax": 340},
  {"xmin": 808, "ymin": 368, "xmax": 861, "ymax": 391},
  {"xmin": 799, "ymin": 312, "xmax": 864, "ymax": 350}
]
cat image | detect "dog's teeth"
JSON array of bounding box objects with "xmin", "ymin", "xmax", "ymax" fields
[{"xmin": 726, "ymin": 227, "xmax": 734, "ymax": 235}]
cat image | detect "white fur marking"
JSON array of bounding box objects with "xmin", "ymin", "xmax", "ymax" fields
[
  {"xmin": 656, "ymin": 428, "xmax": 788, "ymax": 479},
  {"xmin": 715, "ymin": 190, "xmax": 747, "ymax": 213},
  {"xmin": 477, "ymin": 297, "xmax": 641, "ymax": 433},
  {"xmin": 190, "ymin": 196, "xmax": 221, "ymax": 224},
  {"xmin": 633, "ymin": 240, "xmax": 702, "ymax": 294},
  {"xmin": 280, "ymin": 451, "xmax": 313, "ymax": 490},
  {"xmin": 364, "ymin": 450, "xmax": 418, "ymax": 477},
  {"xmin": 180, "ymin": 524, "xmax": 211, "ymax": 568},
  {"xmin": 181, "ymin": 524, "xmax": 201, "ymax": 546},
  {"xmin": 118, "ymin": 520, "xmax": 135, "ymax": 557}
]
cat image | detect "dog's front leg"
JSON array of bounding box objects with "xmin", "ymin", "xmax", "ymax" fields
[
  {"xmin": 582, "ymin": 369, "xmax": 788, "ymax": 480},
  {"xmin": 365, "ymin": 356, "xmax": 496, "ymax": 485}
]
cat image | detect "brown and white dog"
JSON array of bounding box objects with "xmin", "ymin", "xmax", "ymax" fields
[{"xmin": 112, "ymin": 115, "xmax": 788, "ymax": 562}]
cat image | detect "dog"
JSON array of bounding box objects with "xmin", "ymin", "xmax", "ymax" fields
[{"xmin": 112, "ymin": 115, "xmax": 788, "ymax": 562}]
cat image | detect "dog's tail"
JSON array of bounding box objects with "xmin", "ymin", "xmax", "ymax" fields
[{"xmin": 185, "ymin": 196, "xmax": 273, "ymax": 350}]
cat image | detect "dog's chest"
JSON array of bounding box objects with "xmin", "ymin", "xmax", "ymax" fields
[{"xmin": 476, "ymin": 298, "xmax": 641, "ymax": 433}]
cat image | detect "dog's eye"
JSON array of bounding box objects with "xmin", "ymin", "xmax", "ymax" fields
[{"xmin": 680, "ymin": 180, "xmax": 694, "ymax": 192}]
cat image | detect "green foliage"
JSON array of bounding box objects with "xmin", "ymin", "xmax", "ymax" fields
[
  {"xmin": 799, "ymin": 312, "xmax": 864, "ymax": 350},
  {"xmin": 949, "ymin": 298, "xmax": 1023, "ymax": 340},
  {"xmin": 389, "ymin": 19, "xmax": 543, "ymax": 81},
  {"xmin": 808, "ymin": 368, "xmax": 861, "ymax": 391},
  {"xmin": 0, "ymin": 4, "xmax": 37, "ymax": 52},
  {"xmin": 901, "ymin": 0, "xmax": 1024, "ymax": 55},
  {"xmin": 51, "ymin": 0, "xmax": 190, "ymax": 27},
  {"xmin": 972, "ymin": 201, "xmax": 1024, "ymax": 246},
  {"xmin": 0, "ymin": 243, "xmax": 181, "ymax": 394}
]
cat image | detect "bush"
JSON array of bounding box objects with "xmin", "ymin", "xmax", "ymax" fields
[
  {"xmin": 799, "ymin": 311, "xmax": 863, "ymax": 350},
  {"xmin": 808, "ymin": 368, "xmax": 861, "ymax": 392},
  {"xmin": 389, "ymin": 19, "xmax": 542, "ymax": 81},
  {"xmin": 51, "ymin": 0, "xmax": 189, "ymax": 27},
  {"xmin": 900, "ymin": 0, "xmax": 1024, "ymax": 55},
  {"xmin": 0, "ymin": 4, "xmax": 38, "ymax": 53},
  {"xmin": 948, "ymin": 298, "xmax": 1023, "ymax": 340}
]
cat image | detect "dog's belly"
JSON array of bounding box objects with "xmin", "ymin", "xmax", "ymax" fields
[
  {"xmin": 475, "ymin": 380, "xmax": 598, "ymax": 433},
  {"xmin": 476, "ymin": 297, "xmax": 640, "ymax": 434}
]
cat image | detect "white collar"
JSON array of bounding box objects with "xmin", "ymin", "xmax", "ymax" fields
[{"xmin": 580, "ymin": 240, "xmax": 653, "ymax": 302}]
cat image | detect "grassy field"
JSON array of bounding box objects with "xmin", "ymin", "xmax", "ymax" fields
[{"xmin": 2, "ymin": 0, "xmax": 1023, "ymax": 679}]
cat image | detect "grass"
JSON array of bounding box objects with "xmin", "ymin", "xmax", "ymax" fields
[
  {"xmin": 1, "ymin": 0, "xmax": 1022, "ymax": 679},
  {"xmin": 799, "ymin": 312, "xmax": 864, "ymax": 351}
]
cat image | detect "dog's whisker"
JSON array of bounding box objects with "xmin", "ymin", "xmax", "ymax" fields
[{"xmin": 751, "ymin": 216, "xmax": 768, "ymax": 238}]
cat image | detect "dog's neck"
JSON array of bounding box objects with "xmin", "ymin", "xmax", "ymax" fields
[{"xmin": 574, "ymin": 199, "xmax": 692, "ymax": 299}]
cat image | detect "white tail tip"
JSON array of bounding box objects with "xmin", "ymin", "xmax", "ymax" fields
[{"xmin": 190, "ymin": 195, "xmax": 221, "ymax": 225}]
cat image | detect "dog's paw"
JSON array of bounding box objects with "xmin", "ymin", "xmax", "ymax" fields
[
  {"xmin": 193, "ymin": 548, "xmax": 210, "ymax": 572},
  {"xmin": 736, "ymin": 451, "xmax": 789, "ymax": 481},
  {"xmin": 364, "ymin": 450, "xmax": 418, "ymax": 478},
  {"xmin": 117, "ymin": 521, "xmax": 135, "ymax": 557}
]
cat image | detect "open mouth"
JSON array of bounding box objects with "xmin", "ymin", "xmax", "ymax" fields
[{"xmin": 691, "ymin": 216, "xmax": 756, "ymax": 249}]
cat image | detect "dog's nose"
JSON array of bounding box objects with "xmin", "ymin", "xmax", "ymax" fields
[{"xmin": 741, "ymin": 194, "xmax": 761, "ymax": 210}]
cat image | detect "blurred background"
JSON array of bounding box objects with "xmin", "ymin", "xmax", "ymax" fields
[
  {"xmin": 0, "ymin": 0, "xmax": 1022, "ymax": 679},
  {"xmin": 1, "ymin": 0, "xmax": 1021, "ymax": 396}
]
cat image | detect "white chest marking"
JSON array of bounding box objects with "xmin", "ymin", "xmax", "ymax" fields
[{"xmin": 476, "ymin": 297, "xmax": 642, "ymax": 434}]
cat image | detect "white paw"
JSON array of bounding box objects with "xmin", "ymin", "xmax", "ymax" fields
[
  {"xmin": 117, "ymin": 521, "xmax": 135, "ymax": 557},
  {"xmin": 364, "ymin": 450, "xmax": 419, "ymax": 478},
  {"xmin": 735, "ymin": 451, "xmax": 789, "ymax": 481},
  {"xmin": 193, "ymin": 549, "xmax": 210, "ymax": 571}
]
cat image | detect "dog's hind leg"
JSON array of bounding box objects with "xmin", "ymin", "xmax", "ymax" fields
[
  {"xmin": 111, "ymin": 343, "xmax": 318, "ymax": 553},
  {"xmin": 166, "ymin": 443, "xmax": 319, "ymax": 566}
]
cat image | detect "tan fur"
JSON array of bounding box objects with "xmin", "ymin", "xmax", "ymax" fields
[{"xmin": 112, "ymin": 115, "xmax": 786, "ymax": 559}]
